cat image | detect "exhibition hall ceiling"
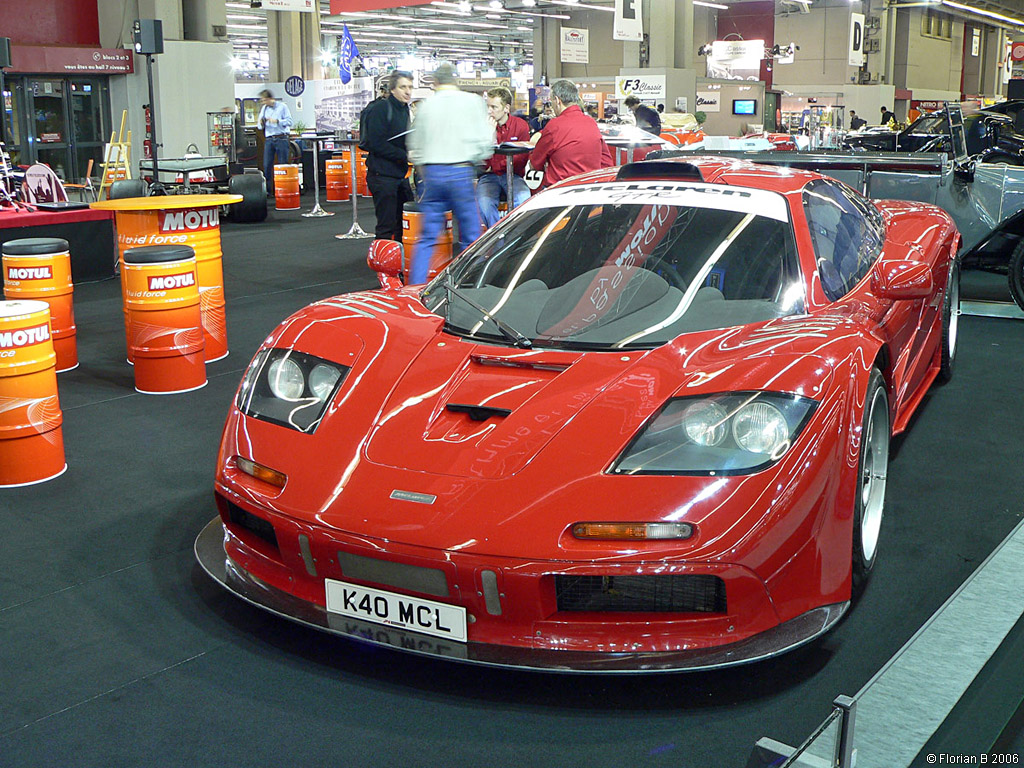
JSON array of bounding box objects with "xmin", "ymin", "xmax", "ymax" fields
[{"xmin": 226, "ymin": 0, "xmax": 612, "ymax": 72}]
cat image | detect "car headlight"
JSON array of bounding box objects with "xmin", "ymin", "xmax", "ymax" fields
[
  {"xmin": 612, "ymin": 392, "xmax": 817, "ymax": 475},
  {"xmin": 236, "ymin": 348, "xmax": 350, "ymax": 433}
]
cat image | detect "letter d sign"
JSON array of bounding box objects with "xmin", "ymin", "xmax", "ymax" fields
[{"xmin": 849, "ymin": 12, "xmax": 866, "ymax": 66}]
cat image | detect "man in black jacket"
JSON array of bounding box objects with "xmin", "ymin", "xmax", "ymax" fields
[
  {"xmin": 362, "ymin": 70, "xmax": 414, "ymax": 241},
  {"xmin": 624, "ymin": 95, "xmax": 661, "ymax": 135}
]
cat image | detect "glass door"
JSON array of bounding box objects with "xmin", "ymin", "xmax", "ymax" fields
[
  {"xmin": 28, "ymin": 78, "xmax": 72, "ymax": 180},
  {"xmin": 68, "ymin": 78, "xmax": 108, "ymax": 184}
]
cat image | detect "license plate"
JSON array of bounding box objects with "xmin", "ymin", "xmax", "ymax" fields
[{"xmin": 324, "ymin": 579, "xmax": 468, "ymax": 643}]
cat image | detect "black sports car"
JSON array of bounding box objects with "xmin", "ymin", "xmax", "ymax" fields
[{"xmin": 844, "ymin": 110, "xmax": 1024, "ymax": 165}]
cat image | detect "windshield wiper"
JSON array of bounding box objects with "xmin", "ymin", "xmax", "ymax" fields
[{"xmin": 440, "ymin": 278, "xmax": 532, "ymax": 349}]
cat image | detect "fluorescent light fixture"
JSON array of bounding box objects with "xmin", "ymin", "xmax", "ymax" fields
[
  {"xmin": 939, "ymin": 0, "xmax": 1024, "ymax": 26},
  {"xmin": 693, "ymin": 0, "xmax": 729, "ymax": 7}
]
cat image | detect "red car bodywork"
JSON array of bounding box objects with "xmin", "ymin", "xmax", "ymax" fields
[{"xmin": 200, "ymin": 157, "xmax": 959, "ymax": 671}]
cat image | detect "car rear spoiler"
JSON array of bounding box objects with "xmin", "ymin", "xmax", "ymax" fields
[{"xmin": 647, "ymin": 149, "xmax": 950, "ymax": 198}]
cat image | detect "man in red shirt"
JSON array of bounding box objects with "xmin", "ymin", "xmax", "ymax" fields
[
  {"xmin": 477, "ymin": 87, "xmax": 532, "ymax": 228},
  {"xmin": 528, "ymin": 79, "xmax": 613, "ymax": 189}
]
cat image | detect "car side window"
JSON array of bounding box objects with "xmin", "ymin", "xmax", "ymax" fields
[{"xmin": 803, "ymin": 179, "xmax": 884, "ymax": 301}]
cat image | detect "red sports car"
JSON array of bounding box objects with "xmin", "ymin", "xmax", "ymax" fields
[{"xmin": 197, "ymin": 156, "xmax": 961, "ymax": 672}]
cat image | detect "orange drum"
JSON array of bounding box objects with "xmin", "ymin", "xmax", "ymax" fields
[
  {"xmin": 122, "ymin": 245, "xmax": 206, "ymax": 395},
  {"xmin": 2, "ymin": 237, "xmax": 77, "ymax": 372},
  {"xmin": 402, "ymin": 203, "xmax": 454, "ymax": 281},
  {"xmin": 325, "ymin": 158, "xmax": 351, "ymax": 202},
  {"xmin": 355, "ymin": 149, "xmax": 370, "ymax": 197},
  {"xmin": 274, "ymin": 164, "xmax": 301, "ymax": 210},
  {"xmin": 112, "ymin": 205, "xmax": 229, "ymax": 363},
  {"xmin": 0, "ymin": 300, "xmax": 67, "ymax": 487}
]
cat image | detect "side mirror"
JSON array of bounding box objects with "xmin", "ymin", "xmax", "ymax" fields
[
  {"xmin": 872, "ymin": 259, "xmax": 933, "ymax": 300},
  {"xmin": 954, "ymin": 159, "xmax": 975, "ymax": 183},
  {"xmin": 367, "ymin": 239, "xmax": 404, "ymax": 289}
]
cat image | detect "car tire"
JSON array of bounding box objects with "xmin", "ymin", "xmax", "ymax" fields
[
  {"xmin": 937, "ymin": 258, "xmax": 960, "ymax": 383},
  {"xmin": 852, "ymin": 368, "xmax": 889, "ymax": 596},
  {"xmin": 1009, "ymin": 239, "xmax": 1024, "ymax": 312},
  {"xmin": 108, "ymin": 179, "xmax": 147, "ymax": 199},
  {"xmin": 228, "ymin": 173, "xmax": 268, "ymax": 223}
]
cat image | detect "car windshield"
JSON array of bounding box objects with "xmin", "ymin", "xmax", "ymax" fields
[
  {"xmin": 422, "ymin": 181, "xmax": 806, "ymax": 350},
  {"xmin": 907, "ymin": 114, "xmax": 947, "ymax": 134}
]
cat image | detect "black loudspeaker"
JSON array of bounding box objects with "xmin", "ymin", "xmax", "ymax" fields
[
  {"xmin": 0, "ymin": 38, "xmax": 11, "ymax": 69},
  {"xmin": 133, "ymin": 19, "xmax": 164, "ymax": 55},
  {"xmin": 1008, "ymin": 79, "xmax": 1024, "ymax": 101}
]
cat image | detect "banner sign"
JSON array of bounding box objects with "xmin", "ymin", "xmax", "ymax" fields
[
  {"xmin": 613, "ymin": 0, "xmax": 643, "ymax": 42},
  {"xmin": 849, "ymin": 13, "xmax": 865, "ymax": 66},
  {"xmin": 315, "ymin": 76, "xmax": 374, "ymax": 133},
  {"xmin": 560, "ymin": 27, "xmax": 589, "ymax": 64},
  {"xmin": 706, "ymin": 39, "xmax": 764, "ymax": 81},
  {"xmin": 696, "ymin": 91, "xmax": 721, "ymax": 113},
  {"xmin": 9, "ymin": 45, "xmax": 134, "ymax": 75},
  {"xmin": 614, "ymin": 75, "xmax": 665, "ymax": 100},
  {"xmin": 263, "ymin": 0, "xmax": 316, "ymax": 10},
  {"xmin": 330, "ymin": 0, "xmax": 432, "ymax": 11}
]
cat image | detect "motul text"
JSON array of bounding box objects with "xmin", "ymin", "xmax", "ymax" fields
[
  {"xmin": 6, "ymin": 266, "xmax": 54, "ymax": 281},
  {"xmin": 148, "ymin": 272, "xmax": 196, "ymax": 291},
  {"xmin": 0, "ymin": 324, "xmax": 51, "ymax": 349},
  {"xmin": 160, "ymin": 208, "xmax": 219, "ymax": 232}
]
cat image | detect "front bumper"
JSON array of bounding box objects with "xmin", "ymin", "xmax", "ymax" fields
[{"xmin": 195, "ymin": 517, "xmax": 848, "ymax": 674}]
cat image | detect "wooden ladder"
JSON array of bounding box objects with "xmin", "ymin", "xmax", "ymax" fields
[{"xmin": 97, "ymin": 110, "xmax": 132, "ymax": 200}]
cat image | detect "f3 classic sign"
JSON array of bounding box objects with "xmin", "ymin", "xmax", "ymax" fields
[{"xmin": 614, "ymin": 75, "xmax": 666, "ymax": 100}]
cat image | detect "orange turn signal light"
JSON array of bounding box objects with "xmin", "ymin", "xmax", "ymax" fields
[
  {"xmin": 235, "ymin": 456, "xmax": 287, "ymax": 488},
  {"xmin": 571, "ymin": 522, "xmax": 694, "ymax": 541}
]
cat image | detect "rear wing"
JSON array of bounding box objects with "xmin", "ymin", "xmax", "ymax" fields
[{"xmin": 648, "ymin": 148, "xmax": 949, "ymax": 198}]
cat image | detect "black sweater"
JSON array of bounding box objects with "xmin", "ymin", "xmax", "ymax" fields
[{"xmin": 362, "ymin": 95, "xmax": 411, "ymax": 178}]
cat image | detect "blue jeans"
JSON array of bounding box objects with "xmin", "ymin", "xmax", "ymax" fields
[
  {"xmin": 263, "ymin": 135, "xmax": 289, "ymax": 194},
  {"xmin": 410, "ymin": 164, "xmax": 482, "ymax": 285},
  {"xmin": 476, "ymin": 172, "xmax": 530, "ymax": 228}
]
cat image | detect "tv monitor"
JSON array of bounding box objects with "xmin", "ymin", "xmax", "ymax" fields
[{"xmin": 733, "ymin": 99, "xmax": 757, "ymax": 116}]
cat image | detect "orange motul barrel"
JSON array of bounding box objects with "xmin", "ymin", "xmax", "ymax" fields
[
  {"xmin": 325, "ymin": 158, "xmax": 351, "ymax": 202},
  {"xmin": 2, "ymin": 237, "xmax": 77, "ymax": 373},
  {"xmin": 114, "ymin": 206, "xmax": 229, "ymax": 363},
  {"xmin": 355, "ymin": 149, "xmax": 370, "ymax": 197},
  {"xmin": 402, "ymin": 203, "xmax": 454, "ymax": 280},
  {"xmin": 122, "ymin": 245, "xmax": 206, "ymax": 395},
  {"xmin": 0, "ymin": 300, "xmax": 66, "ymax": 487},
  {"xmin": 274, "ymin": 164, "xmax": 301, "ymax": 210}
]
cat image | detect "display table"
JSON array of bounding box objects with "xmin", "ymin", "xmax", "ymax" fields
[
  {"xmin": 0, "ymin": 207, "xmax": 116, "ymax": 283},
  {"xmin": 492, "ymin": 143, "xmax": 533, "ymax": 215},
  {"xmin": 91, "ymin": 194, "xmax": 242, "ymax": 362},
  {"xmin": 334, "ymin": 138, "xmax": 372, "ymax": 240}
]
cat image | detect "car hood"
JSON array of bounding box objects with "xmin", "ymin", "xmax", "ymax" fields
[{"xmin": 273, "ymin": 295, "xmax": 844, "ymax": 482}]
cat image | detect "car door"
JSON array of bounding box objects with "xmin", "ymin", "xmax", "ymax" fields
[{"xmin": 803, "ymin": 179, "xmax": 933, "ymax": 408}]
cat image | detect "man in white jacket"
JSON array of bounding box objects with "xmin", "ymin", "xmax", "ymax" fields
[{"xmin": 407, "ymin": 62, "xmax": 494, "ymax": 284}]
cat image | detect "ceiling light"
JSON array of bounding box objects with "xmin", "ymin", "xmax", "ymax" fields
[
  {"xmin": 522, "ymin": 0, "xmax": 537, "ymax": 5},
  {"xmin": 693, "ymin": 0, "xmax": 729, "ymax": 7},
  {"xmin": 489, "ymin": 0, "xmax": 503, "ymax": 7}
]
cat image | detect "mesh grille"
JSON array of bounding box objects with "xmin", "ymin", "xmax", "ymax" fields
[
  {"xmin": 227, "ymin": 501, "xmax": 278, "ymax": 550},
  {"xmin": 555, "ymin": 574, "xmax": 726, "ymax": 614}
]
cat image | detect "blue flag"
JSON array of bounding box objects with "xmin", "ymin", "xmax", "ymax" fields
[{"xmin": 339, "ymin": 24, "xmax": 359, "ymax": 84}]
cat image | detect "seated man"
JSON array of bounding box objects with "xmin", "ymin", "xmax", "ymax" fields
[{"xmin": 477, "ymin": 87, "xmax": 531, "ymax": 228}]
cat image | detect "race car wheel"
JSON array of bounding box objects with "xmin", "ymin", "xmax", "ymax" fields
[
  {"xmin": 1009, "ymin": 239, "xmax": 1024, "ymax": 312},
  {"xmin": 937, "ymin": 259, "xmax": 960, "ymax": 383},
  {"xmin": 108, "ymin": 179, "xmax": 147, "ymax": 199},
  {"xmin": 228, "ymin": 173, "xmax": 268, "ymax": 223},
  {"xmin": 852, "ymin": 368, "xmax": 889, "ymax": 595}
]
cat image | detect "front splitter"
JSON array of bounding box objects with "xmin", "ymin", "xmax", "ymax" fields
[{"xmin": 195, "ymin": 517, "xmax": 849, "ymax": 674}]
